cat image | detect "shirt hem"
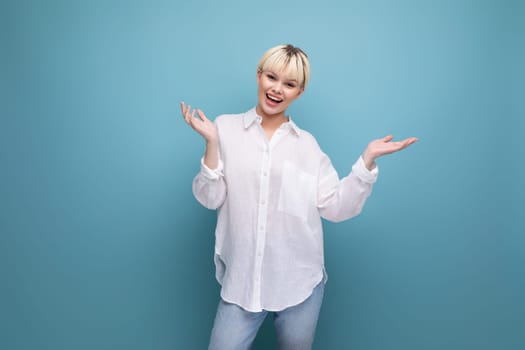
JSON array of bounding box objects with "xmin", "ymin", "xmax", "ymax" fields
[{"xmin": 217, "ymin": 272, "xmax": 326, "ymax": 313}]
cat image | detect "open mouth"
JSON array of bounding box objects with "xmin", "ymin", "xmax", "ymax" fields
[{"xmin": 266, "ymin": 93, "xmax": 283, "ymax": 104}]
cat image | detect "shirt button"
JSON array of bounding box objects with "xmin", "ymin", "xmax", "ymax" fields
[{"xmin": 261, "ymin": 200, "xmax": 266, "ymax": 205}]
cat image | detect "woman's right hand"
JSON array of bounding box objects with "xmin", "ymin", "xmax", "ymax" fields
[{"xmin": 181, "ymin": 101, "xmax": 218, "ymax": 144}]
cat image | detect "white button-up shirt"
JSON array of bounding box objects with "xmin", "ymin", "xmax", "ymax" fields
[{"xmin": 192, "ymin": 108, "xmax": 378, "ymax": 312}]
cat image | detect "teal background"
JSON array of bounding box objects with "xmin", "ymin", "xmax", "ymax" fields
[{"xmin": 1, "ymin": 0, "xmax": 523, "ymax": 349}]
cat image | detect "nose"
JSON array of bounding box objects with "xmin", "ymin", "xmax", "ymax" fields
[{"xmin": 272, "ymin": 82, "xmax": 283, "ymax": 94}]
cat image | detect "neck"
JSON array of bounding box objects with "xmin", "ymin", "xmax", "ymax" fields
[
  {"xmin": 255, "ymin": 105, "xmax": 288, "ymax": 128},
  {"xmin": 256, "ymin": 105, "xmax": 289, "ymax": 141}
]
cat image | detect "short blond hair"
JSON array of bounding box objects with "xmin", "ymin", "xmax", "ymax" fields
[{"xmin": 257, "ymin": 44, "xmax": 310, "ymax": 90}]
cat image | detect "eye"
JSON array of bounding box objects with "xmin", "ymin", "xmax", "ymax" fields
[
  {"xmin": 286, "ymin": 82, "xmax": 297, "ymax": 88},
  {"xmin": 266, "ymin": 73, "xmax": 276, "ymax": 80}
]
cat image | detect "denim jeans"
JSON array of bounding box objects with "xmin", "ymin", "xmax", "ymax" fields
[{"xmin": 208, "ymin": 281, "xmax": 325, "ymax": 350}]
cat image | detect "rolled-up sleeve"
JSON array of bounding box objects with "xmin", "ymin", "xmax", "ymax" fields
[
  {"xmin": 317, "ymin": 155, "xmax": 378, "ymax": 222},
  {"xmin": 192, "ymin": 158, "xmax": 227, "ymax": 210}
]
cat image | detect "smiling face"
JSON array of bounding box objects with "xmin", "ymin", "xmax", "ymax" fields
[
  {"xmin": 255, "ymin": 44, "xmax": 310, "ymax": 120},
  {"xmin": 256, "ymin": 69, "xmax": 303, "ymax": 119}
]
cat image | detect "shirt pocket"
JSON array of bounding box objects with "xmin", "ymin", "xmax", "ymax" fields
[{"xmin": 277, "ymin": 161, "xmax": 316, "ymax": 221}]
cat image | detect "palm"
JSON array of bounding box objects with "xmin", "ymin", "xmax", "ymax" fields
[
  {"xmin": 363, "ymin": 135, "xmax": 418, "ymax": 169},
  {"xmin": 181, "ymin": 102, "xmax": 218, "ymax": 143},
  {"xmin": 370, "ymin": 136, "xmax": 417, "ymax": 156}
]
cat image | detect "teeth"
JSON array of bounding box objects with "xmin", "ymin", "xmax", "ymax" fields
[{"xmin": 267, "ymin": 94, "xmax": 282, "ymax": 102}]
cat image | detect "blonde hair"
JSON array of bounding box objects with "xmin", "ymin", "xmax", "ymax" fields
[{"xmin": 257, "ymin": 44, "xmax": 310, "ymax": 90}]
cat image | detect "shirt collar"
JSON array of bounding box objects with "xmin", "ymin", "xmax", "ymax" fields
[{"xmin": 243, "ymin": 108, "xmax": 301, "ymax": 136}]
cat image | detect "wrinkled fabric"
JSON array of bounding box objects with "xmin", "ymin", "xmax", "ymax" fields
[{"xmin": 192, "ymin": 108, "xmax": 378, "ymax": 312}]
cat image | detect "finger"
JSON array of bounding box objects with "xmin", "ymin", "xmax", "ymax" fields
[
  {"xmin": 187, "ymin": 114, "xmax": 197, "ymax": 129},
  {"xmin": 188, "ymin": 110, "xmax": 199, "ymax": 128},
  {"xmin": 183, "ymin": 107, "xmax": 190, "ymax": 124},
  {"xmin": 395, "ymin": 138, "xmax": 417, "ymax": 151},
  {"xmin": 181, "ymin": 102, "xmax": 188, "ymax": 120},
  {"xmin": 402, "ymin": 137, "xmax": 418, "ymax": 146},
  {"xmin": 196, "ymin": 109, "xmax": 208, "ymax": 122},
  {"xmin": 182, "ymin": 102, "xmax": 191, "ymax": 117},
  {"xmin": 382, "ymin": 135, "xmax": 394, "ymax": 142},
  {"xmin": 184, "ymin": 105, "xmax": 193, "ymax": 123}
]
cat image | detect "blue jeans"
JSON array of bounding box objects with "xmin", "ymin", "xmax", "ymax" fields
[{"xmin": 208, "ymin": 281, "xmax": 325, "ymax": 350}]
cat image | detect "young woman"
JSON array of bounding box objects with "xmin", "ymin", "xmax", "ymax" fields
[{"xmin": 181, "ymin": 44, "xmax": 417, "ymax": 350}]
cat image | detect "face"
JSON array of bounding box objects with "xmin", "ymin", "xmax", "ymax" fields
[{"xmin": 256, "ymin": 69, "xmax": 303, "ymax": 119}]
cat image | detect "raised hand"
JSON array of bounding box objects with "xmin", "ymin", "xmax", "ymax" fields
[
  {"xmin": 362, "ymin": 135, "xmax": 418, "ymax": 170},
  {"xmin": 181, "ymin": 101, "xmax": 218, "ymax": 144},
  {"xmin": 181, "ymin": 101, "xmax": 219, "ymax": 169}
]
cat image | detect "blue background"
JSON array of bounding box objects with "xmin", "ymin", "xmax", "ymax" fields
[{"xmin": 1, "ymin": 0, "xmax": 523, "ymax": 349}]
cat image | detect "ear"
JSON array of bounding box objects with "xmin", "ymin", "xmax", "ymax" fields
[
  {"xmin": 296, "ymin": 88, "xmax": 304, "ymax": 98},
  {"xmin": 256, "ymin": 70, "xmax": 262, "ymax": 84}
]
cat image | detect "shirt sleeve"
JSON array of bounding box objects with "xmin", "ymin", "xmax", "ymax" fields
[
  {"xmin": 199, "ymin": 158, "xmax": 224, "ymax": 179},
  {"xmin": 317, "ymin": 155, "xmax": 378, "ymax": 222},
  {"xmin": 192, "ymin": 157, "xmax": 227, "ymax": 210}
]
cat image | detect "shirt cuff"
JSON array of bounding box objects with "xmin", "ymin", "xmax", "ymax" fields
[
  {"xmin": 200, "ymin": 158, "xmax": 224, "ymax": 180},
  {"xmin": 352, "ymin": 156, "xmax": 379, "ymax": 183}
]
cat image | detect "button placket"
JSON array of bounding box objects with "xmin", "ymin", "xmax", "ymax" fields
[{"xmin": 253, "ymin": 144, "xmax": 271, "ymax": 305}]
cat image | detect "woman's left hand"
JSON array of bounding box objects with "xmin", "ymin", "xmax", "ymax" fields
[{"xmin": 362, "ymin": 135, "xmax": 418, "ymax": 170}]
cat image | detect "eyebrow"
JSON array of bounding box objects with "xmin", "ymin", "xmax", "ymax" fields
[{"xmin": 265, "ymin": 70, "xmax": 298, "ymax": 82}]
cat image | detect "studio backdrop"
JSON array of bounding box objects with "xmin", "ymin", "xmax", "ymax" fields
[{"xmin": 1, "ymin": 0, "xmax": 523, "ymax": 349}]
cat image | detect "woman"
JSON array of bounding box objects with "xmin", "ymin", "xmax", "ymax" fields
[{"xmin": 181, "ymin": 44, "xmax": 417, "ymax": 350}]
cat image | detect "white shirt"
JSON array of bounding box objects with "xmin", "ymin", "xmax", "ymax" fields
[{"xmin": 192, "ymin": 108, "xmax": 378, "ymax": 312}]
